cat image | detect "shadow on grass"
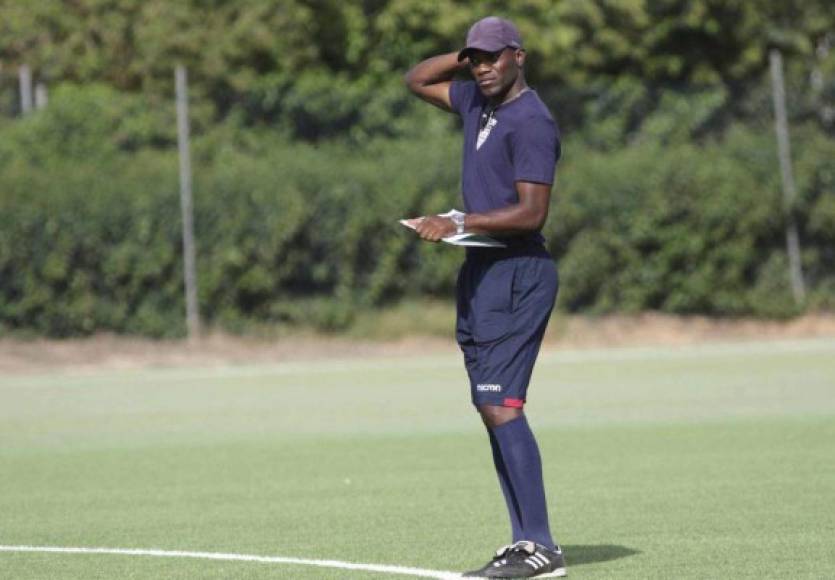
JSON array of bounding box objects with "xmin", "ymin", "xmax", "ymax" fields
[{"xmin": 563, "ymin": 544, "xmax": 640, "ymax": 566}]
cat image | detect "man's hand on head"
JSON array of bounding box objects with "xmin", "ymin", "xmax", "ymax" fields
[
  {"xmin": 413, "ymin": 215, "xmax": 457, "ymax": 242},
  {"xmin": 403, "ymin": 51, "xmax": 466, "ymax": 112}
]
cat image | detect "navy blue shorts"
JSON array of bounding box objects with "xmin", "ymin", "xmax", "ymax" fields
[{"xmin": 456, "ymin": 243, "xmax": 558, "ymax": 408}]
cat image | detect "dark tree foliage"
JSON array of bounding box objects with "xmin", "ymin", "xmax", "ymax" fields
[{"xmin": 0, "ymin": 1, "xmax": 833, "ymax": 335}]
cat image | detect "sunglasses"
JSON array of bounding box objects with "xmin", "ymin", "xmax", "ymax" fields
[
  {"xmin": 468, "ymin": 47, "xmax": 513, "ymax": 68},
  {"xmin": 480, "ymin": 105, "xmax": 497, "ymax": 131}
]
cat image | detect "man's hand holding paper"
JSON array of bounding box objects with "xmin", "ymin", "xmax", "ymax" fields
[{"xmin": 399, "ymin": 210, "xmax": 506, "ymax": 248}]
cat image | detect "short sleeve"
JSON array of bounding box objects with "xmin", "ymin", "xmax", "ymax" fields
[
  {"xmin": 511, "ymin": 116, "xmax": 561, "ymax": 185},
  {"xmin": 449, "ymin": 80, "xmax": 477, "ymax": 115}
]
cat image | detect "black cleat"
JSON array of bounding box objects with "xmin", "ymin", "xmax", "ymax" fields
[
  {"xmin": 462, "ymin": 541, "xmax": 567, "ymax": 578},
  {"xmin": 461, "ymin": 543, "xmax": 515, "ymax": 578}
]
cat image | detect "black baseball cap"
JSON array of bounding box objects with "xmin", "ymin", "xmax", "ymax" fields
[{"xmin": 457, "ymin": 16, "xmax": 523, "ymax": 62}]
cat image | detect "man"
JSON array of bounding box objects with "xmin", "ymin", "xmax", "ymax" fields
[{"xmin": 404, "ymin": 16, "xmax": 566, "ymax": 580}]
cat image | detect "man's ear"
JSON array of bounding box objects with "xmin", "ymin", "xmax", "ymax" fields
[{"xmin": 515, "ymin": 49, "xmax": 526, "ymax": 68}]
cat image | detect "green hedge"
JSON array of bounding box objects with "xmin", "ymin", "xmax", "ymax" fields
[
  {"xmin": 1, "ymin": 85, "xmax": 834, "ymax": 336},
  {"xmin": 558, "ymin": 123, "xmax": 835, "ymax": 316}
]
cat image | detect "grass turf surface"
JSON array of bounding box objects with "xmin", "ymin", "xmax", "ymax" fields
[{"xmin": 1, "ymin": 338, "xmax": 834, "ymax": 579}]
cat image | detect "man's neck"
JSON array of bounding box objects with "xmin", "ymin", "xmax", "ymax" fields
[{"xmin": 489, "ymin": 79, "xmax": 529, "ymax": 107}]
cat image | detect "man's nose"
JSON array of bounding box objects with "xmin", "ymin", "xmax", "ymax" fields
[{"xmin": 474, "ymin": 62, "xmax": 492, "ymax": 75}]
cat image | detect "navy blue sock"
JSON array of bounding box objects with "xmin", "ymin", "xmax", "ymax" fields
[
  {"xmin": 491, "ymin": 415, "xmax": 556, "ymax": 550},
  {"xmin": 488, "ymin": 429, "xmax": 524, "ymax": 543}
]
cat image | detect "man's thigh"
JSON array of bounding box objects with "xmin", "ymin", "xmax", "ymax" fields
[{"xmin": 458, "ymin": 251, "xmax": 558, "ymax": 407}]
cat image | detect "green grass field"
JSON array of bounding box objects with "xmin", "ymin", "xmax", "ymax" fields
[{"xmin": 2, "ymin": 338, "xmax": 834, "ymax": 579}]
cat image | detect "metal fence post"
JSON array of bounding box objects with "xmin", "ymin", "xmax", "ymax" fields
[
  {"xmin": 768, "ymin": 49, "xmax": 806, "ymax": 305},
  {"xmin": 18, "ymin": 64, "xmax": 32, "ymax": 114},
  {"xmin": 176, "ymin": 64, "xmax": 201, "ymax": 339},
  {"xmin": 35, "ymin": 82, "xmax": 48, "ymax": 109}
]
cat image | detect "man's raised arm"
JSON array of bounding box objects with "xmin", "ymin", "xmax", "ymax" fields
[{"xmin": 404, "ymin": 51, "xmax": 466, "ymax": 112}]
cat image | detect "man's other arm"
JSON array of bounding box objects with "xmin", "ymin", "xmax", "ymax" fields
[
  {"xmin": 413, "ymin": 182, "xmax": 552, "ymax": 242},
  {"xmin": 464, "ymin": 182, "xmax": 551, "ymax": 235}
]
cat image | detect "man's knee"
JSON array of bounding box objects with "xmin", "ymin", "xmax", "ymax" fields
[{"xmin": 477, "ymin": 404, "xmax": 523, "ymax": 429}]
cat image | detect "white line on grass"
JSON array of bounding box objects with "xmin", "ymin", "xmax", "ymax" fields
[{"xmin": 0, "ymin": 545, "xmax": 462, "ymax": 579}]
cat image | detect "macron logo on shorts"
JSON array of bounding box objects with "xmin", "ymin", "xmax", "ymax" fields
[{"xmin": 476, "ymin": 383, "xmax": 503, "ymax": 393}]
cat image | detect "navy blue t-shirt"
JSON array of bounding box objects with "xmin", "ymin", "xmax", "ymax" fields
[{"xmin": 449, "ymin": 80, "xmax": 561, "ymax": 245}]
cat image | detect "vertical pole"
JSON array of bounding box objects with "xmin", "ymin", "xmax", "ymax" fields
[
  {"xmin": 768, "ymin": 49, "xmax": 806, "ymax": 305},
  {"xmin": 35, "ymin": 82, "xmax": 48, "ymax": 109},
  {"xmin": 176, "ymin": 64, "xmax": 200, "ymax": 339},
  {"xmin": 19, "ymin": 64, "xmax": 33, "ymax": 114}
]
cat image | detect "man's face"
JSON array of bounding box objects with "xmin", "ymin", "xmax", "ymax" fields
[{"xmin": 467, "ymin": 47, "xmax": 525, "ymax": 99}]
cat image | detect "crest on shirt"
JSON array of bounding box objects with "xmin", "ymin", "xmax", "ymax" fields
[{"xmin": 476, "ymin": 112, "xmax": 497, "ymax": 150}]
